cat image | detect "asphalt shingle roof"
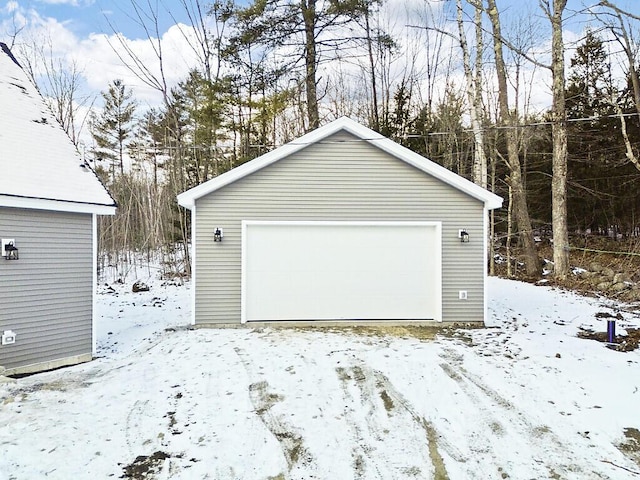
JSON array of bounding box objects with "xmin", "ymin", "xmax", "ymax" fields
[{"xmin": 0, "ymin": 42, "xmax": 115, "ymax": 212}]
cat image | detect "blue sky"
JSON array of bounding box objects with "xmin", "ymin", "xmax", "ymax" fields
[
  {"xmin": 10, "ymin": 0, "xmax": 640, "ymax": 38},
  {"xmin": 0, "ymin": 0, "xmax": 204, "ymax": 105},
  {"xmin": 7, "ymin": 0, "xmax": 193, "ymax": 38}
]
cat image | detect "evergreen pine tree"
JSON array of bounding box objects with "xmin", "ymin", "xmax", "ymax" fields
[{"xmin": 90, "ymin": 79, "xmax": 137, "ymax": 180}]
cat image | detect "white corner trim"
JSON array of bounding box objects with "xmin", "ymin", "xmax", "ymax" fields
[
  {"xmin": 483, "ymin": 207, "xmax": 489, "ymax": 325},
  {"xmin": 190, "ymin": 207, "xmax": 197, "ymax": 326},
  {"xmin": 434, "ymin": 221, "xmax": 443, "ymax": 322},
  {"xmin": 92, "ymin": 213, "xmax": 98, "ymax": 356},
  {"xmin": 240, "ymin": 220, "xmax": 248, "ymax": 324}
]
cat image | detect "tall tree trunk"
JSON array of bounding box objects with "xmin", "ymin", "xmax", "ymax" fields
[
  {"xmin": 302, "ymin": 0, "xmax": 320, "ymax": 130},
  {"xmin": 457, "ymin": 0, "xmax": 487, "ymax": 188},
  {"xmin": 486, "ymin": 0, "xmax": 539, "ymax": 276},
  {"xmin": 473, "ymin": 3, "xmax": 487, "ymax": 188},
  {"xmin": 364, "ymin": 8, "xmax": 380, "ymax": 131},
  {"xmin": 548, "ymin": 0, "xmax": 570, "ymax": 279}
]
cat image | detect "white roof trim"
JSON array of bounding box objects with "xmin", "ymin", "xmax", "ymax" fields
[
  {"xmin": 0, "ymin": 195, "xmax": 116, "ymax": 215},
  {"xmin": 177, "ymin": 117, "xmax": 503, "ymax": 210}
]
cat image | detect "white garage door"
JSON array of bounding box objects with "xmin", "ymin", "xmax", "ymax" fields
[{"xmin": 241, "ymin": 221, "xmax": 442, "ymax": 322}]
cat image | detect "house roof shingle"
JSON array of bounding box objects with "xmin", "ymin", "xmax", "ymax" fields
[{"xmin": 0, "ymin": 43, "xmax": 116, "ymax": 214}]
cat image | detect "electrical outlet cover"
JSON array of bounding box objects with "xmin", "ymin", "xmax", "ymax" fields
[{"xmin": 1, "ymin": 330, "xmax": 16, "ymax": 345}]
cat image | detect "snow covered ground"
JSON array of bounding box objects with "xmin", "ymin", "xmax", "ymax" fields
[{"xmin": 1, "ymin": 277, "xmax": 639, "ymax": 480}]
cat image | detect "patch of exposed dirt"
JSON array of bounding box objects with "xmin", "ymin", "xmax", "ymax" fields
[
  {"xmin": 281, "ymin": 324, "xmax": 486, "ymax": 344},
  {"xmin": 249, "ymin": 381, "xmax": 285, "ymax": 415},
  {"xmin": 247, "ymin": 379, "xmax": 309, "ymax": 473},
  {"xmin": 120, "ymin": 451, "xmax": 172, "ymax": 479},
  {"xmin": 577, "ymin": 327, "xmax": 640, "ymax": 352},
  {"xmin": 379, "ymin": 388, "xmax": 394, "ymax": 412},
  {"xmin": 289, "ymin": 325, "xmax": 444, "ymax": 340},
  {"xmin": 1, "ymin": 377, "xmax": 92, "ymax": 404},
  {"xmin": 424, "ymin": 420, "xmax": 450, "ymax": 480},
  {"xmin": 618, "ymin": 427, "xmax": 640, "ymax": 468}
]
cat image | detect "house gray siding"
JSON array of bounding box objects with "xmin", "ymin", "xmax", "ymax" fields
[
  {"xmin": 0, "ymin": 207, "xmax": 93, "ymax": 372},
  {"xmin": 194, "ymin": 131, "xmax": 485, "ymax": 325}
]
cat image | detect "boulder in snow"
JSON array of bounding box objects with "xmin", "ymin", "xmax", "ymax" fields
[{"xmin": 132, "ymin": 280, "xmax": 150, "ymax": 293}]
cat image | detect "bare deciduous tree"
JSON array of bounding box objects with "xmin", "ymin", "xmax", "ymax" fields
[
  {"xmin": 541, "ymin": 0, "xmax": 569, "ymax": 279},
  {"xmin": 457, "ymin": 0, "xmax": 487, "ymax": 188},
  {"xmin": 15, "ymin": 37, "xmax": 93, "ymax": 145},
  {"xmin": 486, "ymin": 0, "xmax": 539, "ymax": 276}
]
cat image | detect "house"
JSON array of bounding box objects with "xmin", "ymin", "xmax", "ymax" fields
[
  {"xmin": 0, "ymin": 43, "xmax": 116, "ymax": 375},
  {"xmin": 177, "ymin": 117, "xmax": 502, "ymax": 326}
]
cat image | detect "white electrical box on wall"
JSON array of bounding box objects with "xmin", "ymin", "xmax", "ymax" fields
[
  {"xmin": 2, "ymin": 330, "xmax": 16, "ymax": 345},
  {"xmin": 459, "ymin": 290, "xmax": 468, "ymax": 300}
]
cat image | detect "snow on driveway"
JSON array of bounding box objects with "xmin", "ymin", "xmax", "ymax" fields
[{"xmin": 0, "ymin": 278, "xmax": 639, "ymax": 479}]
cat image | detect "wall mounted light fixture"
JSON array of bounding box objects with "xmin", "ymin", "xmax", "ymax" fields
[
  {"xmin": 213, "ymin": 227, "xmax": 223, "ymax": 242},
  {"xmin": 2, "ymin": 239, "xmax": 18, "ymax": 260},
  {"xmin": 458, "ymin": 230, "xmax": 470, "ymax": 243}
]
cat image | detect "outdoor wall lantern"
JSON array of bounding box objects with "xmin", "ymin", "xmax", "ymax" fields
[
  {"xmin": 458, "ymin": 229, "xmax": 470, "ymax": 243},
  {"xmin": 213, "ymin": 227, "xmax": 223, "ymax": 243},
  {"xmin": 2, "ymin": 239, "xmax": 19, "ymax": 260}
]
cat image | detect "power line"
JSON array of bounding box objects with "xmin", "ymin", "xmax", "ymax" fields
[{"xmin": 116, "ymin": 110, "xmax": 640, "ymax": 152}]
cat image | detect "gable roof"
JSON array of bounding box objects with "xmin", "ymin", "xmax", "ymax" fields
[
  {"xmin": 0, "ymin": 43, "xmax": 116, "ymax": 215},
  {"xmin": 177, "ymin": 117, "xmax": 503, "ymax": 210}
]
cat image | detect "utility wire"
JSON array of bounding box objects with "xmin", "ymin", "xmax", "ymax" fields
[
  {"xmin": 120, "ymin": 111, "xmax": 640, "ymax": 152},
  {"xmin": 570, "ymin": 246, "xmax": 640, "ymax": 257}
]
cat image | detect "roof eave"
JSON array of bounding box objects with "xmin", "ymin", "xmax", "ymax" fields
[{"xmin": 0, "ymin": 195, "xmax": 117, "ymax": 215}]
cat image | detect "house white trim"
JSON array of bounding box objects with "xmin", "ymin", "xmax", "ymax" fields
[
  {"xmin": 0, "ymin": 195, "xmax": 116, "ymax": 215},
  {"xmin": 190, "ymin": 206, "xmax": 197, "ymax": 325},
  {"xmin": 92, "ymin": 213, "xmax": 98, "ymax": 356}
]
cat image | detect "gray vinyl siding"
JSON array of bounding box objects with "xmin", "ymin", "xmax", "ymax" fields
[
  {"xmin": 194, "ymin": 131, "xmax": 485, "ymax": 324},
  {"xmin": 0, "ymin": 207, "xmax": 93, "ymax": 371}
]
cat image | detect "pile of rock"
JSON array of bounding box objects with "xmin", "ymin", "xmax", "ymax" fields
[{"xmin": 575, "ymin": 262, "xmax": 634, "ymax": 293}]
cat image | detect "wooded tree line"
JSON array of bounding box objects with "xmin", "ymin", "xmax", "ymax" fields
[{"xmin": 11, "ymin": 0, "xmax": 640, "ymax": 279}]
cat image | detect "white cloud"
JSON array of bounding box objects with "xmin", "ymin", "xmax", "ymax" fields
[
  {"xmin": 75, "ymin": 23, "xmax": 204, "ymax": 105},
  {"xmin": 38, "ymin": 0, "xmax": 79, "ymax": 4},
  {"xmin": 4, "ymin": 1, "xmax": 19, "ymax": 14},
  {"xmin": 1, "ymin": 2, "xmax": 203, "ymax": 107},
  {"xmin": 37, "ymin": 0, "xmax": 95, "ymax": 6}
]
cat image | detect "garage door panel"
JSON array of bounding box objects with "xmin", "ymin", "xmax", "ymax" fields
[{"xmin": 242, "ymin": 222, "xmax": 441, "ymax": 322}]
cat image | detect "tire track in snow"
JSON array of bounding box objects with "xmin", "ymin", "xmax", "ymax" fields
[
  {"xmin": 125, "ymin": 399, "xmax": 150, "ymax": 455},
  {"xmin": 335, "ymin": 361, "xmax": 450, "ymax": 479},
  {"xmin": 248, "ymin": 380, "xmax": 312, "ymax": 472},
  {"xmin": 234, "ymin": 345, "xmax": 314, "ymax": 478},
  {"xmin": 437, "ymin": 346, "xmax": 607, "ymax": 479}
]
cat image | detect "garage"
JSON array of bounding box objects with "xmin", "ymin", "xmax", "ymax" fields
[
  {"xmin": 241, "ymin": 221, "xmax": 442, "ymax": 322},
  {"xmin": 177, "ymin": 117, "xmax": 502, "ymax": 326}
]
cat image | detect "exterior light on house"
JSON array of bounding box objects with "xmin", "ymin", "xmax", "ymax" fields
[
  {"xmin": 213, "ymin": 227, "xmax": 223, "ymax": 242},
  {"xmin": 459, "ymin": 230, "xmax": 470, "ymax": 243},
  {"xmin": 2, "ymin": 239, "xmax": 18, "ymax": 260}
]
